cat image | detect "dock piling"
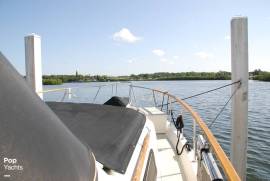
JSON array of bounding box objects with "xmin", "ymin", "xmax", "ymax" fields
[
  {"xmin": 25, "ymin": 34, "xmax": 43, "ymax": 99},
  {"xmin": 230, "ymin": 16, "xmax": 249, "ymax": 181}
]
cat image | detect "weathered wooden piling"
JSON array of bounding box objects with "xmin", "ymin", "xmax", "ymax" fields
[{"xmin": 230, "ymin": 16, "xmax": 248, "ymax": 181}]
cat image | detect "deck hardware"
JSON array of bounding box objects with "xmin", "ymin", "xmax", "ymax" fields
[
  {"xmin": 177, "ymin": 141, "xmax": 191, "ymax": 155},
  {"xmin": 103, "ymin": 166, "xmax": 113, "ymax": 175},
  {"xmin": 176, "ymin": 114, "xmax": 184, "ymax": 133},
  {"xmin": 197, "ymin": 135, "xmax": 223, "ymax": 181},
  {"xmin": 172, "ymin": 113, "xmax": 190, "ymax": 155}
]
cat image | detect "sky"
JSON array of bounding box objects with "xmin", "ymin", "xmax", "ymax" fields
[{"xmin": 0, "ymin": 0, "xmax": 270, "ymax": 76}]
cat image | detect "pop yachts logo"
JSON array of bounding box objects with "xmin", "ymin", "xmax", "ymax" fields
[{"xmin": 3, "ymin": 157, "xmax": 23, "ymax": 171}]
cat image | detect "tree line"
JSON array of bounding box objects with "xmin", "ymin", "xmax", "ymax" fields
[
  {"xmin": 42, "ymin": 70, "xmax": 270, "ymax": 85},
  {"xmin": 251, "ymin": 69, "xmax": 270, "ymax": 81}
]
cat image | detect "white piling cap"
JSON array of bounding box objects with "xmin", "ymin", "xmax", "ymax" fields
[{"xmin": 25, "ymin": 33, "xmax": 41, "ymax": 38}]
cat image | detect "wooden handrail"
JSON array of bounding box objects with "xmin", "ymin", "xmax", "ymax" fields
[
  {"xmin": 131, "ymin": 133, "xmax": 150, "ymax": 181},
  {"xmin": 167, "ymin": 93, "xmax": 241, "ymax": 181},
  {"xmin": 39, "ymin": 82, "xmax": 132, "ymax": 94},
  {"xmin": 131, "ymin": 85, "xmax": 241, "ymax": 181},
  {"xmin": 38, "ymin": 88, "xmax": 68, "ymax": 93}
]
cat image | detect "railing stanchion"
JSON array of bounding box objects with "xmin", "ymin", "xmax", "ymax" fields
[
  {"xmin": 93, "ymin": 86, "xmax": 101, "ymax": 103},
  {"xmin": 60, "ymin": 89, "xmax": 67, "ymax": 102},
  {"xmin": 132, "ymin": 86, "xmax": 137, "ymax": 106},
  {"xmin": 152, "ymin": 90, "xmax": 157, "ymax": 107},
  {"xmin": 180, "ymin": 107, "xmax": 184, "ymax": 136},
  {"xmin": 115, "ymin": 82, "xmax": 118, "ymax": 95},
  {"xmin": 166, "ymin": 95, "xmax": 169, "ymax": 114},
  {"xmin": 129, "ymin": 85, "xmax": 132, "ymax": 105},
  {"xmin": 169, "ymin": 96, "xmax": 171, "ymax": 113},
  {"xmin": 193, "ymin": 118, "xmax": 197, "ymax": 160},
  {"xmin": 161, "ymin": 93, "xmax": 165, "ymax": 111},
  {"xmin": 68, "ymin": 88, "xmax": 72, "ymax": 99},
  {"xmin": 169, "ymin": 96, "xmax": 172, "ymax": 126}
]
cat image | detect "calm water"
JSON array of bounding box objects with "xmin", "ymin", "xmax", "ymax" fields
[{"xmin": 44, "ymin": 80, "xmax": 270, "ymax": 181}]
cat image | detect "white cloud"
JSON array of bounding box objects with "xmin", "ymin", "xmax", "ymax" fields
[
  {"xmin": 152, "ymin": 49, "xmax": 165, "ymax": 57},
  {"xmin": 173, "ymin": 55, "xmax": 179, "ymax": 59},
  {"xmin": 113, "ymin": 28, "xmax": 141, "ymax": 43},
  {"xmin": 169, "ymin": 61, "xmax": 175, "ymax": 65},
  {"xmin": 195, "ymin": 51, "xmax": 214, "ymax": 60},
  {"xmin": 224, "ymin": 35, "xmax": 231, "ymax": 40}
]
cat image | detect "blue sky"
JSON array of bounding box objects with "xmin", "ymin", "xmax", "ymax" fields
[{"xmin": 0, "ymin": 0, "xmax": 270, "ymax": 75}]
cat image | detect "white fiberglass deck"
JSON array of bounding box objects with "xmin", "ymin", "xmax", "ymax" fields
[{"xmin": 157, "ymin": 134, "xmax": 183, "ymax": 181}]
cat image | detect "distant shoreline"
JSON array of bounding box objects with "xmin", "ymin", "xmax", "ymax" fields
[
  {"xmin": 43, "ymin": 71, "xmax": 230, "ymax": 85},
  {"xmin": 42, "ymin": 70, "xmax": 270, "ymax": 85}
]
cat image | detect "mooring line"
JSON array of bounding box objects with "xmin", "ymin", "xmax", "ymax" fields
[
  {"xmin": 208, "ymin": 84, "xmax": 240, "ymax": 128},
  {"xmin": 157, "ymin": 80, "xmax": 241, "ymax": 107},
  {"xmin": 182, "ymin": 80, "xmax": 241, "ymax": 100}
]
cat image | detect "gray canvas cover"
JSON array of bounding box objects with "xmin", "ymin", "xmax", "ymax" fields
[
  {"xmin": 47, "ymin": 102, "xmax": 146, "ymax": 174},
  {"xmin": 0, "ymin": 52, "xmax": 96, "ymax": 181}
]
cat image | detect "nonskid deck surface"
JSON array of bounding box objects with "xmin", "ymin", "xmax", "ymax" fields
[{"xmin": 156, "ymin": 134, "xmax": 183, "ymax": 181}]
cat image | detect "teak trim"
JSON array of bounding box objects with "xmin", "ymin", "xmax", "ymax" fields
[{"xmin": 131, "ymin": 133, "xmax": 150, "ymax": 181}]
